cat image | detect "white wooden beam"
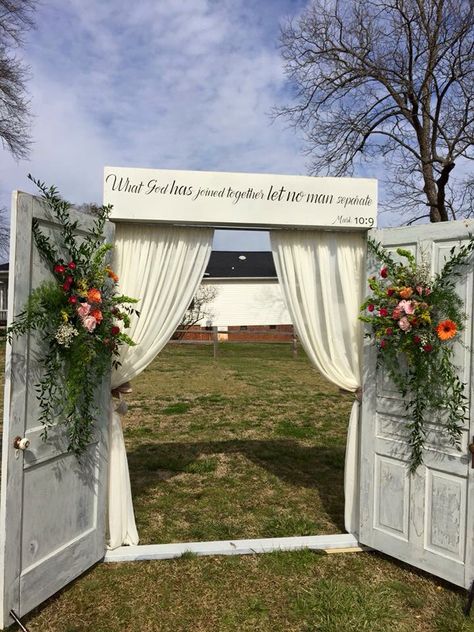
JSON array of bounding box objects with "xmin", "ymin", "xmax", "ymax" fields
[{"xmin": 104, "ymin": 533, "xmax": 360, "ymax": 563}]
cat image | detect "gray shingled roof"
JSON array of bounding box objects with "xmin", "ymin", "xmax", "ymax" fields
[{"xmin": 205, "ymin": 251, "xmax": 276, "ymax": 278}]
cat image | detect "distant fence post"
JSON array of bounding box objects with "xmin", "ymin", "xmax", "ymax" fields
[
  {"xmin": 292, "ymin": 336, "xmax": 298, "ymax": 358},
  {"xmin": 212, "ymin": 326, "xmax": 219, "ymax": 359}
]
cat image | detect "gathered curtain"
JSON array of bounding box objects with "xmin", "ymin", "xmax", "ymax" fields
[
  {"xmin": 270, "ymin": 230, "xmax": 366, "ymax": 535},
  {"xmin": 108, "ymin": 223, "xmax": 214, "ymax": 549}
]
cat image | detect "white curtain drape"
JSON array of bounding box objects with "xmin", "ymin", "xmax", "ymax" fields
[
  {"xmin": 108, "ymin": 223, "xmax": 214, "ymax": 549},
  {"xmin": 270, "ymin": 230, "xmax": 365, "ymax": 536}
]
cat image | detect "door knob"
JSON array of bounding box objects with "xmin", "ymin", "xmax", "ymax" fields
[{"xmin": 13, "ymin": 436, "xmax": 30, "ymax": 451}]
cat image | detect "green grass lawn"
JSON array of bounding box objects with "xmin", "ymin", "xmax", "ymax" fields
[
  {"xmin": 125, "ymin": 342, "xmax": 351, "ymax": 543},
  {"xmin": 6, "ymin": 342, "xmax": 474, "ymax": 631}
]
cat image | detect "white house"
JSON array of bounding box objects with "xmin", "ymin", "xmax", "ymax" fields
[{"xmin": 187, "ymin": 251, "xmax": 293, "ymax": 342}]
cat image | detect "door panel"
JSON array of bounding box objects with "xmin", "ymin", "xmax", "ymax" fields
[
  {"xmin": 359, "ymin": 220, "xmax": 474, "ymax": 588},
  {"xmin": 0, "ymin": 192, "xmax": 113, "ymax": 627}
]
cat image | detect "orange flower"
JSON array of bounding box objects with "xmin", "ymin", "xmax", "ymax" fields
[
  {"xmin": 87, "ymin": 288, "xmax": 102, "ymax": 304},
  {"xmin": 436, "ymin": 320, "xmax": 457, "ymax": 341},
  {"xmin": 106, "ymin": 267, "xmax": 119, "ymax": 282},
  {"xmin": 399, "ymin": 287, "xmax": 414, "ymax": 299},
  {"xmin": 90, "ymin": 308, "xmax": 103, "ymax": 323}
]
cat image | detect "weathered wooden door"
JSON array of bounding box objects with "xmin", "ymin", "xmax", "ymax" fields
[
  {"xmin": 0, "ymin": 192, "xmax": 113, "ymax": 628},
  {"xmin": 359, "ymin": 220, "xmax": 474, "ymax": 588}
]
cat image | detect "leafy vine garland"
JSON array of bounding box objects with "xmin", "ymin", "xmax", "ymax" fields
[
  {"xmin": 7, "ymin": 176, "xmax": 139, "ymax": 455},
  {"xmin": 360, "ymin": 235, "xmax": 474, "ymax": 472}
]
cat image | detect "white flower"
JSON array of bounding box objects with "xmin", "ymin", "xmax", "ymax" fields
[{"xmin": 55, "ymin": 323, "xmax": 79, "ymax": 348}]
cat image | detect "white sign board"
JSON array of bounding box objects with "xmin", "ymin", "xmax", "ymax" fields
[{"xmin": 104, "ymin": 166, "xmax": 377, "ymax": 230}]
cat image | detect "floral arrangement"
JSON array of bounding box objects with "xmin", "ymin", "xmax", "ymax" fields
[
  {"xmin": 6, "ymin": 176, "xmax": 139, "ymax": 455},
  {"xmin": 360, "ymin": 236, "xmax": 474, "ymax": 472}
]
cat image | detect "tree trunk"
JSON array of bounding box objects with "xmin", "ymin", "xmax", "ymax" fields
[{"xmin": 435, "ymin": 163, "xmax": 455, "ymax": 222}]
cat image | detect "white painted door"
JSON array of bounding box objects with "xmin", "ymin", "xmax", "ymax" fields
[
  {"xmin": 0, "ymin": 192, "xmax": 113, "ymax": 627},
  {"xmin": 359, "ymin": 220, "xmax": 474, "ymax": 588}
]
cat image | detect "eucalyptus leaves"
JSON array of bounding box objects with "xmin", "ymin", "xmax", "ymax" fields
[
  {"xmin": 7, "ymin": 176, "xmax": 138, "ymax": 455},
  {"xmin": 361, "ymin": 236, "xmax": 474, "ymax": 472}
]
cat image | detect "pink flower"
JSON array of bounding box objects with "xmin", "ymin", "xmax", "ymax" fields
[
  {"xmin": 76, "ymin": 302, "xmax": 91, "ymax": 318},
  {"xmin": 397, "ymin": 299, "xmax": 415, "ymax": 315},
  {"xmin": 392, "ymin": 308, "xmax": 402, "ymax": 320},
  {"xmin": 416, "ymin": 285, "xmax": 423, "ymax": 295},
  {"xmin": 424, "ymin": 288, "xmax": 432, "ymax": 296},
  {"xmin": 398, "ymin": 316, "xmax": 412, "ymax": 332},
  {"xmin": 82, "ymin": 315, "xmax": 97, "ymax": 332}
]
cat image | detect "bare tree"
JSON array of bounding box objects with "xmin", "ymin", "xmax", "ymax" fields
[
  {"xmin": 0, "ymin": 0, "xmax": 36, "ymax": 160},
  {"xmin": 173, "ymin": 285, "xmax": 218, "ymax": 340},
  {"xmin": 277, "ymin": 0, "xmax": 474, "ymax": 223}
]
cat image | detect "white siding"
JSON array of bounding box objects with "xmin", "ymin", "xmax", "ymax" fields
[{"xmin": 199, "ymin": 279, "xmax": 291, "ymax": 327}]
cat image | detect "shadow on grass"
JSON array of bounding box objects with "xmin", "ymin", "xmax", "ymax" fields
[{"xmin": 127, "ymin": 439, "xmax": 346, "ymax": 532}]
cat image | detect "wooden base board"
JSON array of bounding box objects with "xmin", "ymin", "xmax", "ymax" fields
[{"xmin": 104, "ymin": 533, "xmax": 360, "ymax": 563}]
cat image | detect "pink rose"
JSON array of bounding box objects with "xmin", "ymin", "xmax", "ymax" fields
[
  {"xmin": 416, "ymin": 285, "xmax": 423, "ymax": 295},
  {"xmin": 397, "ymin": 299, "xmax": 415, "ymax": 315},
  {"xmin": 398, "ymin": 316, "xmax": 412, "ymax": 332},
  {"xmin": 77, "ymin": 302, "xmax": 91, "ymax": 318},
  {"xmin": 82, "ymin": 315, "xmax": 97, "ymax": 332}
]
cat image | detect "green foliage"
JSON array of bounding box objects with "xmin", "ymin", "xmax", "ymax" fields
[
  {"xmin": 6, "ymin": 178, "xmax": 139, "ymax": 455},
  {"xmin": 361, "ymin": 236, "xmax": 474, "ymax": 472}
]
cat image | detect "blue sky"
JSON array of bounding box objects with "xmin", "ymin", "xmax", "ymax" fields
[{"xmin": 1, "ymin": 0, "xmax": 380, "ymax": 250}]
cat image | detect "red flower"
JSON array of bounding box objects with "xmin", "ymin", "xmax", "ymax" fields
[
  {"xmin": 380, "ymin": 267, "xmax": 388, "ymax": 278},
  {"xmin": 380, "ymin": 339, "xmax": 388, "ymax": 349},
  {"xmin": 111, "ymin": 326, "xmax": 120, "ymax": 336},
  {"xmin": 413, "ymin": 335, "xmax": 421, "ymax": 344},
  {"xmin": 385, "ymin": 327, "xmax": 393, "ymax": 336},
  {"xmin": 68, "ymin": 295, "xmax": 78, "ymax": 304},
  {"xmin": 367, "ymin": 304, "xmax": 375, "ymax": 312},
  {"xmin": 423, "ymin": 344, "xmax": 433, "ymax": 352},
  {"xmin": 62, "ymin": 281, "xmax": 72, "ymax": 292},
  {"xmin": 379, "ymin": 308, "xmax": 389, "ymax": 317},
  {"xmin": 386, "ymin": 288, "xmax": 395, "ymax": 297},
  {"xmin": 67, "ymin": 261, "xmax": 76, "ymax": 270},
  {"xmin": 54, "ymin": 264, "xmax": 65, "ymax": 274}
]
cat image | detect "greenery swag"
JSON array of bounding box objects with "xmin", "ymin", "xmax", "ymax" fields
[
  {"xmin": 360, "ymin": 235, "xmax": 474, "ymax": 472},
  {"xmin": 7, "ymin": 176, "xmax": 139, "ymax": 455}
]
